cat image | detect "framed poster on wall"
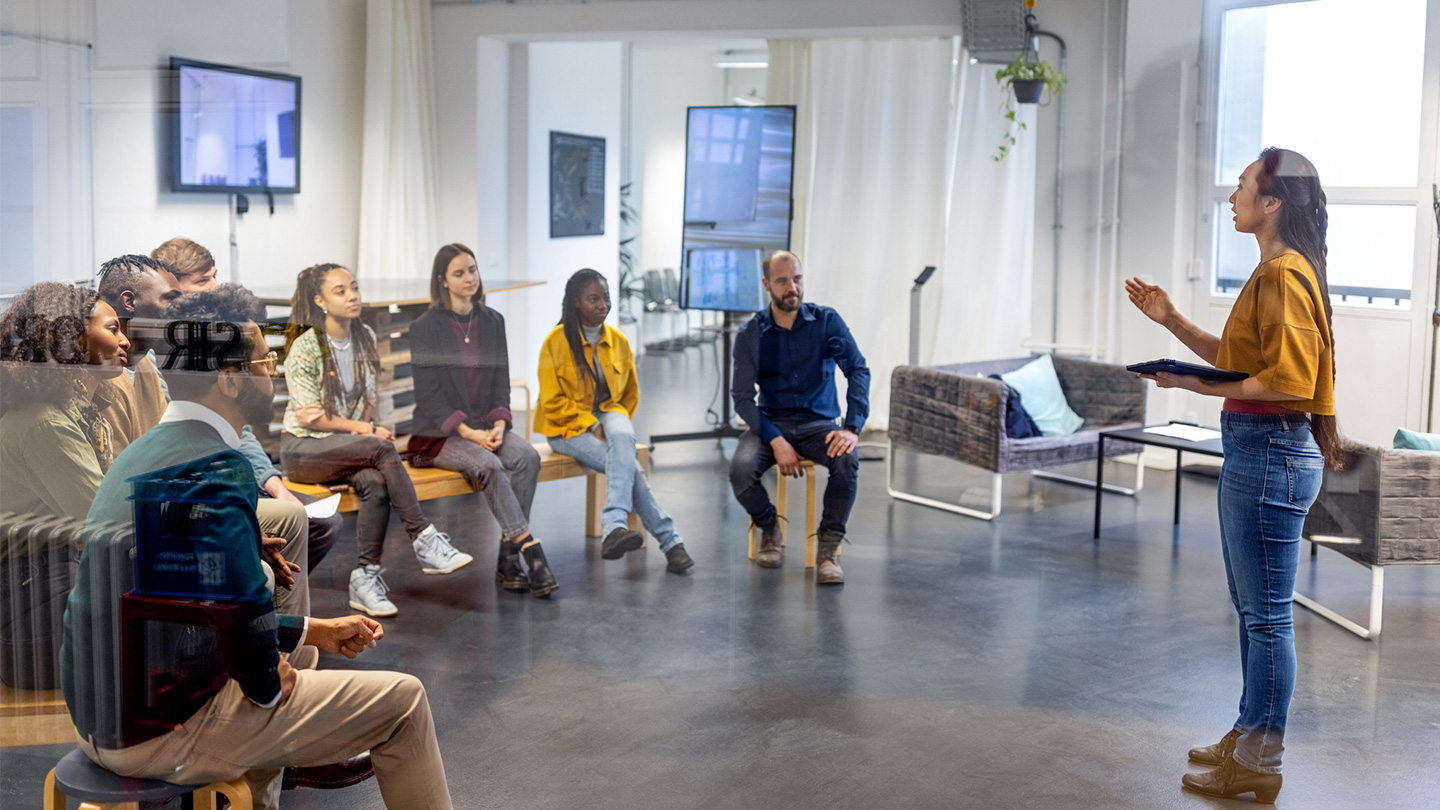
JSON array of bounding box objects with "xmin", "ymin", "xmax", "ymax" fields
[{"xmin": 550, "ymin": 131, "xmax": 605, "ymax": 238}]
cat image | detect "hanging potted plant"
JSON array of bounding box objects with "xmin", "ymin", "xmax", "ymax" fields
[{"xmin": 992, "ymin": 53, "xmax": 1064, "ymax": 161}]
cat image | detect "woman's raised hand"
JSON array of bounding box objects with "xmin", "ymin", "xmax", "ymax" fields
[{"xmin": 1125, "ymin": 277, "xmax": 1176, "ymax": 325}]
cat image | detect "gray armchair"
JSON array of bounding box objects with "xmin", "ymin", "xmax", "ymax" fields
[
  {"xmin": 1298, "ymin": 437, "xmax": 1440, "ymax": 638},
  {"xmin": 887, "ymin": 355, "xmax": 1147, "ymax": 519}
]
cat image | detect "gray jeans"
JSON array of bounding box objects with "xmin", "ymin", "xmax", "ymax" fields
[{"xmin": 427, "ymin": 432, "xmax": 541, "ymax": 543}]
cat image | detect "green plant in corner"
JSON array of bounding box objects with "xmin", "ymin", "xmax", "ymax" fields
[
  {"xmin": 617, "ymin": 181, "xmax": 645, "ymax": 324},
  {"xmin": 992, "ymin": 53, "xmax": 1064, "ymax": 161}
]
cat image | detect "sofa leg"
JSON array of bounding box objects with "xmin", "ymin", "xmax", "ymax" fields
[
  {"xmin": 885, "ymin": 440, "xmax": 1004, "ymax": 520},
  {"xmin": 1033, "ymin": 452, "xmax": 1145, "ymax": 495},
  {"xmin": 1293, "ymin": 553, "xmax": 1383, "ymax": 640}
]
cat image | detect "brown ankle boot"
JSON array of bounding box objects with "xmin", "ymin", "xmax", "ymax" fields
[
  {"xmin": 755, "ymin": 521, "xmax": 783, "ymax": 568},
  {"xmin": 1181, "ymin": 758, "xmax": 1281, "ymax": 804},
  {"xmin": 1188, "ymin": 728, "xmax": 1240, "ymax": 765},
  {"xmin": 816, "ymin": 535, "xmax": 844, "ymax": 585}
]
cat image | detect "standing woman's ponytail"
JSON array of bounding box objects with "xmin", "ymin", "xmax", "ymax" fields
[{"xmin": 1257, "ymin": 147, "xmax": 1343, "ymax": 469}]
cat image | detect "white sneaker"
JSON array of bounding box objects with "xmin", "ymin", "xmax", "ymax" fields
[
  {"xmin": 349, "ymin": 565, "xmax": 398, "ymax": 617},
  {"xmin": 412, "ymin": 526, "xmax": 473, "ymax": 574}
]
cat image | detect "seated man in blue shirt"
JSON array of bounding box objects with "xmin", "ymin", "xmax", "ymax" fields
[{"xmin": 730, "ymin": 250, "xmax": 870, "ymax": 584}]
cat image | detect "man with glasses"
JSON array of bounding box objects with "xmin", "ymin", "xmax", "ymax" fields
[
  {"xmin": 127, "ymin": 286, "xmax": 319, "ymax": 618},
  {"xmin": 70, "ymin": 284, "xmax": 454, "ymax": 810}
]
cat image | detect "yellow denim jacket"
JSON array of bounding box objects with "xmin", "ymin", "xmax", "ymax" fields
[{"xmin": 535, "ymin": 323, "xmax": 640, "ymax": 439}]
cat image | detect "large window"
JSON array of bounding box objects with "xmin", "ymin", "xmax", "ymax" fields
[{"xmin": 1209, "ymin": 0, "xmax": 1429, "ymax": 307}]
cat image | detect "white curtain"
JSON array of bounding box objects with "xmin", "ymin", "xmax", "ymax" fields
[
  {"xmin": 356, "ymin": 0, "xmax": 439, "ymax": 281},
  {"xmin": 775, "ymin": 37, "xmax": 1038, "ymax": 429},
  {"xmin": 765, "ymin": 39, "xmax": 813, "ymax": 259},
  {"xmin": 933, "ymin": 56, "xmax": 1037, "ymax": 366}
]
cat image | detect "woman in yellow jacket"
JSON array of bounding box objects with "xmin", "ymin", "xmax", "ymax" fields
[{"xmin": 537, "ymin": 269, "xmax": 693, "ymax": 573}]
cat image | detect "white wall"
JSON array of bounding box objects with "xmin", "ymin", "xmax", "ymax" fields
[
  {"xmin": 521, "ymin": 42, "xmax": 624, "ymax": 397},
  {"xmin": 430, "ymin": 0, "xmax": 961, "ymax": 42},
  {"xmin": 629, "ymin": 43, "xmax": 728, "ymax": 274},
  {"xmin": 87, "ymin": 0, "xmax": 365, "ymax": 289},
  {"xmin": 1024, "ymin": 0, "xmax": 1127, "ymax": 357}
]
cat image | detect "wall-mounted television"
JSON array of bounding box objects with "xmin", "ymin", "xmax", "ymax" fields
[
  {"xmin": 169, "ymin": 57, "xmax": 301, "ymax": 193},
  {"xmin": 679, "ymin": 105, "xmax": 795, "ymax": 312}
]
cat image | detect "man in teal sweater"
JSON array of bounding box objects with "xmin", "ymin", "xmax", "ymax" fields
[{"xmin": 63, "ymin": 286, "xmax": 454, "ymax": 810}]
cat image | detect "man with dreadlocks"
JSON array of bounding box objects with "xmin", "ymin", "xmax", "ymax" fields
[
  {"xmin": 94, "ymin": 253, "xmax": 181, "ymax": 455},
  {"xmin": 281, "ymin": 263, "xmax": 469, "ymax": 617}
]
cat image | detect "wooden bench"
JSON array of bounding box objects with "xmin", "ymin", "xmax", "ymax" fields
[{"xmin": 283, "ymin": 443, "xmax": 651, "ymax": 542}]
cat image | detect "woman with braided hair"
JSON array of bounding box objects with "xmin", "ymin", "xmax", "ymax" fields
[
  {"xmin": 537, "ymin": 269, "xmax": 692, "ymax": 573},
  {"xmin": 0, "ymin": 282, "xmax": 130, "ymax": 520},
  {"xmin": 281, "ymin": 264, "xmax": 470, "ymax": 617},
  {"xmin": 1128, "ymin": 147, "xmax": 1339, "ymax": 802}
]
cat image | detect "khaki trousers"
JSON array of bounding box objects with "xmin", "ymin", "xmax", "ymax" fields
[
  {"xmin": 79, "ymin": 667, "xmax": 452, "ymax": 810},
  {"xmin": 255, "ymin": 498, "xmax": 309, "ymax": 617}
]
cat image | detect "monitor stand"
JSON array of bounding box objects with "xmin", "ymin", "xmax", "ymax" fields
[{"xmin": 649, "ymin": 310, "xmax": 746, "ymax": 446}]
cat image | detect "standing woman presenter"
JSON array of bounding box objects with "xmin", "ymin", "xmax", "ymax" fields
[{"xmin": 1127, "ymin": 147, "xmax": 1341, "ymax": 804}]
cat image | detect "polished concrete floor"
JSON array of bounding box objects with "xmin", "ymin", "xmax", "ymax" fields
[{"xmin": 5, "ymin": 339, "xmax": 1440, "ymax": 808}]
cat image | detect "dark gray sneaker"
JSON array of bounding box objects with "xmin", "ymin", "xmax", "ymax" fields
[
  {"xmin": 664, "ymin": 543, "xmax": 694, "ymax": 573},
  {"xmin": 601, "ymin": 527, "xmax": 644, "ymax": 560}
]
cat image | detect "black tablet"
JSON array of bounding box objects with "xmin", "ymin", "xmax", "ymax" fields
[{"xmin": 1126, "ymin": 359, "xmax": 1249, "ymax": 383}]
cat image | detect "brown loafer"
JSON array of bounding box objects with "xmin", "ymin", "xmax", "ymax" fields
[
  {"xmin": 816, "ymin": 534, "xmax": 844, "ymax": 585},
  {"xmin": 282, "ymin": 753, "xmax": 376, "ymax": 790},
  {"xmin": 1189, "ymin": 728, "xmax": 1240, "ymax": 765},
  {"xmin": 1181, "ymin": 758, "xmax": 1281, "ymax": 804},
  {"xmin": 755, "ymin": 521, "xmax": 783, "ymax": 568}
]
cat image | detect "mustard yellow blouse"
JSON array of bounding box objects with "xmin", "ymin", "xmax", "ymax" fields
[
  {"xmin": 534, "ymin": 323, "xmax": 640, "ymax": 439},
  {"xmin": 1215, "ymin": 253, "xmax": 1334, "ymax": 416}
]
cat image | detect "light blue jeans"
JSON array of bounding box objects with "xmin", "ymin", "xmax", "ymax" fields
[
  {"xmin": 547, "ymin": 411, "xmax": 680, "ymax": 552},
  {"xmin": 1217, "ymin": 411, "xmax": 1324, "ymax": 774}
]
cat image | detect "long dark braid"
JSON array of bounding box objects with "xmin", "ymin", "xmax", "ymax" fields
[
  {"xmin": 559, "ymin": 268, "xmax": 607, "ymax": 384},
  {"xmin": 1257, "ymin": 147, "xmax": 1342, "ymax": 469},
  {"xmin": 285, "ymin": 263, "xmax": 379, "ymax": 418}
]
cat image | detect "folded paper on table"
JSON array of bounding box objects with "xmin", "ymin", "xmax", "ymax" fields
[
  {"xmin": 304, "ymin": 494, "xmax": 341, "ymax": 519},
  {"xmin": 1143, "ymin": 424, "xmax": 1222, "ymax": 442}
]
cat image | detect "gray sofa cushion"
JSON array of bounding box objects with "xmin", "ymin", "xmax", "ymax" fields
[{"xmin": 1303, "ymin": 438, "xmax": 1440, "ymax": 565}]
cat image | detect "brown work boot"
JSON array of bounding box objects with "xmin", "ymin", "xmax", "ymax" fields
[
  {"xmin": 1181, "ymin": 757, "xmax": 1281, "ymax": 804},
  {"xmin": 1188, "ymin": 728, "xmax": 1240, "ymax": 766},
  {"xmin": 754, "ymin": 520, "xmax": 783, "ymax": 568},
  {"xmin": 816, "ymin": 534, "xmax": 844, "ymax": 585}
]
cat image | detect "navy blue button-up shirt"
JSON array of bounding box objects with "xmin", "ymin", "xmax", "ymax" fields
[{"xmin": 731, "ymin": 302, "xmax": 870, "ymax": 443}]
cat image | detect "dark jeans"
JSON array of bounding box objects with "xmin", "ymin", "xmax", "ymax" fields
[
  {"xmin": 427, "ymin": 432, "xmax": 540, "ymax": 543},
  {"xmin": 280, "ymin": 433, "xmax": 432, "ymax": 566},
  {"xmin": 729, "ymin": 419, "xmax": 859, "ymax": 538}
]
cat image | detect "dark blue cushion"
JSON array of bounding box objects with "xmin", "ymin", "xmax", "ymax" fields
[
  {"xmin": 988, "ymin": 375, "xmax": 1040, "ymax": 439},
  {"xmin": 54, "ymin": 749, "xmax": 203, "ymax": 802}
]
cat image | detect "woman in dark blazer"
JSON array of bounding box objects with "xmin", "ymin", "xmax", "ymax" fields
[{"xmin": 408, "ymin": 243, "xmax": 556, "ymax": 597}]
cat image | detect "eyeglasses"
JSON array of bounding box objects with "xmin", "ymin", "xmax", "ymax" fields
[{"xmin": 245, "ymin": 351, "xmax": 280, "ymax": 374}]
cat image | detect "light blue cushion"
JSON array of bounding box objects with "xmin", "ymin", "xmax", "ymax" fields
[
  {"xmin": 1394, "ymin": 427, "xmax": 1440, "ymax": 451},
  {"xmin": 1000, "ymin": 354, "xmax": 1084, "ymax": 437}
]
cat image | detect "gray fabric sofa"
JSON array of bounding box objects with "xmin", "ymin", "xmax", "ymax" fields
[
  {"xmin": 1296, "ymin": 438, "xmax": 1440, "ymax": 638},
  {"xmin": 887, "ymin": 355, "xmax": 1146, "ymax": 519}
]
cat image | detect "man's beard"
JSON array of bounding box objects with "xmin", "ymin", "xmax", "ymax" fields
[
  {"xmin": 237, "ymin": 378, "xmax": 274, "ymax": 426},
  {"xmin": 773, "ymin": 292, "xmax": 802, "ymax": 312}
]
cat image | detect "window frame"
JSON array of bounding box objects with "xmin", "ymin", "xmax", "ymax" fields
[{"xmin": 1196, "ymin": 0, "xmax": 1440, "ymax": 313}]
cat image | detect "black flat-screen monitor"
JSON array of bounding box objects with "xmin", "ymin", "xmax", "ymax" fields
[
  {"xmin": 679, "ymin": 105, "xmax": 794, "ymax": 312},
  {"xmin": 170, "ymin": 57, "xmax": 301, "ymax": 193},
  {"xmin": 682, "ymin": 248, "xmax": 765, "ymax": 311}
]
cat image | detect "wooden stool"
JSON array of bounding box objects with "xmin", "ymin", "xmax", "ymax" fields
[
  {"xmin": 747, "ymin": 460, "xmax": 819, "ymax": 567},
  {"xmin": 45, "ymin": 748, "xmax": 252, "ymax": 810}
]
